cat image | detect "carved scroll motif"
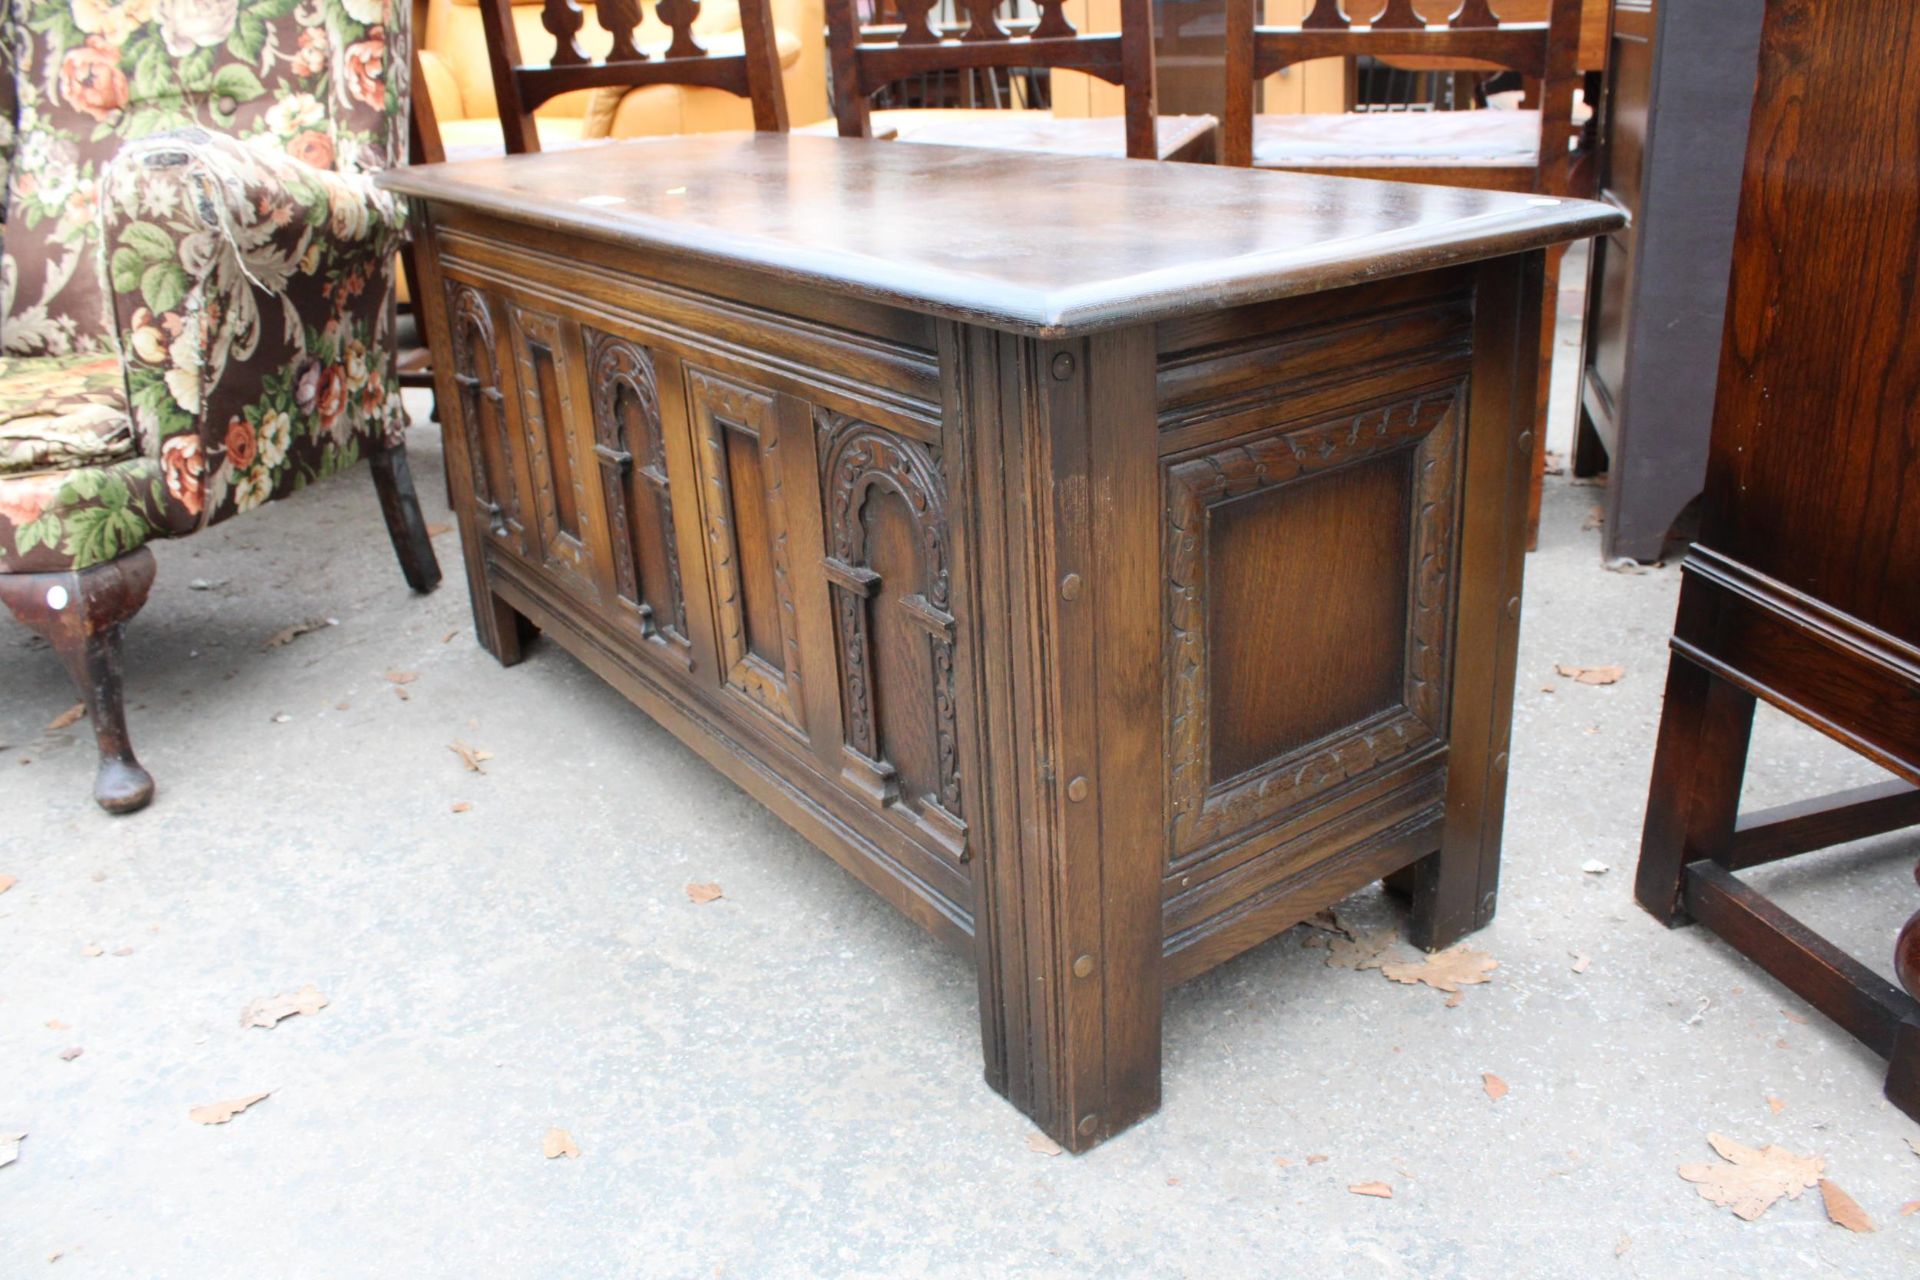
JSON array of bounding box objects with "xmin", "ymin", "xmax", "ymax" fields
[
  {"xmin": 444, "ymin": 282, "xmax": 521, "ymax": 549},
  {"xmin": 817, "ymin": 410, "xmax": 965, "ymax": 859},
  {"xmin": 585, "ymin": 330, "xmax": 691, "ymax": 661},
  {"xmin": 1163, "ymin": 391, "xmax": 1462, "ymax": 865}
]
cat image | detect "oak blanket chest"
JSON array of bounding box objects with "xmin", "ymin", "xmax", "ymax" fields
[{"xmin": 383, "ymin": 135, "xmax": 1619, "ymax": 1151}]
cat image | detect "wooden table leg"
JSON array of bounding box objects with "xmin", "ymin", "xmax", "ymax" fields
[{"xmin": 946, "ymin": 324, "xmax": 1165, "ymax": 1153}]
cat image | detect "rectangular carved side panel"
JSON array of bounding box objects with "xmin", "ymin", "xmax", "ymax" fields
[
  {"xmin": 686, "ymin": 365, "xmax": 807, "ymax": 737},
  {"xmin": 816, "ymin": 409, "xmax": 966, "ymax": 863},
  {"xmin": 1165, "ymin": 389, "xmax": 1462, "ymax": 868},
  {"xmin": 507, "ymin": 303, "xmax": 595, "ymax": 597},
  {"xmin": 584, "ymin": 327, "xmax": 693, "ymax": 666}
]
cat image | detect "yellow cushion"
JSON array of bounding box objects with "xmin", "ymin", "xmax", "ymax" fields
[{"xmin": 435, "ymin": 114, "xmax": 590, "ymax": 163}]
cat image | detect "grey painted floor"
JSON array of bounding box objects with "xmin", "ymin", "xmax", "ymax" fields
[{"xmin": 4, "ymin": 279, "xmax": 1919, "ymax": 1278}]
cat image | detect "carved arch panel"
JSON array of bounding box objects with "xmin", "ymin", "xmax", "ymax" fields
[
  {"xmin": 444, "ymin": 281, "xmax": 525, "ymax": 554},
  {"xmin": 817, "ymin": 410, "xmax": 965, "ymax": 862},
  {"xmin": 585, "ymin": 329, "xmax": 692, "ymax": 666},
  {"xmin": 1164, "ymin": 389, "xmax": 1462, "ymax": 867}
]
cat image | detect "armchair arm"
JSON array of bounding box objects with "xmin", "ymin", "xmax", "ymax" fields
[{"xmin": 100, "ymin": 129, "xmax": 409, "ymax": 534}]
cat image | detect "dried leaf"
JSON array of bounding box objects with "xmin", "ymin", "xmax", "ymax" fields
[
  {"xmin": 1304, "ymin": 909, "xmax": 1349, "ymax": 937},
  {"xmin": 1820, "ymin": 1179, "xmax": 1874, "ymax": 1233},
  {"xmin": 1444, "ymin": 991, "xmax": 1465, "ymax": 1008},
  {"xmin": 451, "ymin": 802, "xmax": 472, "ymax": 814},
  {"xmin": 57, "ymin": 1046, "xmax": 83, "ymax": 1061},
  {"xmin": 263, "ymin": 618, "xmax": 334, "ymax": 650},
  {"xmin": 1581, "ymin": 859, "xmax": 1610, "ymax": 875},
  {"xmin": 1348, "ymin": 1181, "xmax": 1393, "ymax": 1199},
  {"xmin": 1274, "ymin": 1156, "xmax": 1292, "ymax": 1168},
  {"xmin": 111, "ymin": 946, "xmax": 132, "ymax": 957},
  {"xmin": 80, "ymin": 944, "xmax": 103, "ymax": 957},
  {"xmin": 449, "ymin": 741, "xmax": 494, "ymax": 774},
  {"xmin": 1677, "ymin": 1132, "xmax": 1823, "ymax": 1221},
  {"xmin": 0, "ymin": 874, "xmax": 14, "ymax": 893},
  {"xmin": 393, "ymin": 686, "xmax": 410, "ymax": 702},
  {"xmin": 1570, "ymin": 952, "xmax": 1591, "ymax": 974},
  {"xmin": 685, "ymin": 882, "xmax": 724, "ymax": 905},
  {"xmin": 542, "ymin": 1127, "xmax": 579, "ymax": 1159},
  {"xmin": 47, "ymin": 704, "xmax": 84, "ymax": 730},
  {"xmin": 1908, "ymin": 1138, "xmax": 1920, "ymax": 1158},
  {"xmin": 1581, "ymin": 505, "xmax": 1605, "ymax": 531},
  {"xmin": 189, "ymin": 1092, "xmax": 271, "ymax": 1125},
  {"xmin": 1381, "ymin": 945, "xmax": 1498, "ymax": 994},
  {"xmin": 0, "ymin": 1131, "xmax": 23, "ymax": 1168},
  {"xmin": 1780, "ymin": 1008, "xmax": 1808, "ymax": 1026},
  {"xmin": 1555, "ymin": 663, "xmax": 1625, "ymax": 686},
  {"xmin": 1765, "ymin": 1096, "xmax": 1785, "ymax": 1115},
  {"xmin": 1025, "ymin": 1133, "xmax": 1062, "ymax": 1157},
  {"xmin": 45, "ymin": 1019, "xmax": 68, "ymax": 1030},
  {"xmin": 1899, "ymin": 1201, "xmax": 1919, "ymax": 1217},
  {"xmin": 240, "ymin": 985, "xmax": 328, "ymax": 1030},
  {"xmin": 1305, "ymin": 1154, "xmax": 1328, "ymax": 1165},
  {"xmin": 1614, "ymin": 1236, "xmax": 1630, "ymax": 1257},
  {"xmin": 1482, "ymin": 1073, "xmax": 1509, "ymax": 1102},
  {"xmin": 384, "ymin": 670, "xmax": 419, "ymax": 686},
  {"xmin": 426, "ymin": 522, "xmax": 453, "ymax": 539},
  {"xmin": 1325, "ymin": 927, "xmax": 1397, "ymax": 972},
  {"xmin": 442, "ymin": 630, "xmax": 458, "ymax": 644}
]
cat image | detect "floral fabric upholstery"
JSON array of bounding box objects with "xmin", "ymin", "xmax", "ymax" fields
[
  {"xmin": 0, "ymin": 0, "xmax": 410, "ymax": 573},
  {"xmin": 0, "ymin": 350, "xmax": 133, "ymax": 471}
]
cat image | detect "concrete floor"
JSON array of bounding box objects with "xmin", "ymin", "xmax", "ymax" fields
[{"xmin": 4, "ymin": 272, "xmax": 1919, "ymax": 1278}]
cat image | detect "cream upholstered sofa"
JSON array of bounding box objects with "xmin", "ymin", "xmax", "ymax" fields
[{"xmin": 418, "ymin": 0, "xmax": 827, "ymax": 158}]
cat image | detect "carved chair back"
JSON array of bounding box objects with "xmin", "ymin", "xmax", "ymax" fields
[
  {"xmin": 825, "ymin": 0, "xmax": 1163, "ymax": 160},
  {"xmin": 1222, "ymin": 0, "xmax": 1582, "ymax": 181},
  {"xmin": 478, "ymin": 0, "xmax": 789, "ymax": 153}
]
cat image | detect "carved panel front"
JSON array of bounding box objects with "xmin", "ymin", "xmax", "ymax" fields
[
  {"xmin": 507, "ymin": 303, "xmax": 595, "ymax": 599},
  {"xmin": 1164, "ymin": 390, "xmax": 1462, "ymax": 867},
  {"xmin": 817, "ymin": 411, "xmax": 965, "ymax": 862},
  {"xmin": 444, "ymin": 282, "xmax": 525, "ymax": 555},
  {"xmin": 585, "ymin": 328, "xmax": 692, "ymax": 667},
  {"xmin": 685, "ymin": 366, "xmax": 806, "ymax": 737}
]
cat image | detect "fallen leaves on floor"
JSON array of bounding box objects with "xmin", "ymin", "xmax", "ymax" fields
[
  {"xmin": 449, "ymin": 741, "xmax": 494, "ymax": 774},
  {"xmin": 685, "ymin": 883, "xmax": 724, "ymax": 905},
  {"xmin": 1907, "ymin": 1137, "xmax": 1920, "ymax": 1158},
  {"xmin": 451, "ymin": 802, "xmax": 472, "ymax": 814},
  {"xmin": 1326, "ymin": 930, "xmax": 1397, "ymax": 972},
  {"xmin": 1765, "ymin": 1096, "xmax": 1785, "ymax": 1115},
  {"xmin": 385, "ymin": 670, "xmax": 418, "ymax": 686},
  {"xmin": 1819, "ymin": 1179, "xmax": 1874, "ymax": 1233},
  {"xmin": 80, "ymin": 944, "xmax": 103, "ymax": 957},
  {"xmin": 1555, "ymin": 663, "xmax": 1625, "ymax": 686},
  {"xmin": 1614, "ymin": 1236, "xmax": 1631, "ymax": 1257},
  {"xmin": 263, "ymin": 618, "xmax": 336, "ymax": 650},
  {"xmin": 1677, "ymin": 1132, "xmax": 1823, "ymax": 1221},
  {"xmin": 1570, "ymin": 951, "xmax": 1591, "ymax": 974},
  {"xmin": 112, "ymin": 946, "xmax": 132, "ymax": 957},
  {"xmin": 58, "ymin": 1047, "xmax": 82, "ymax": 1062},
  {"xmin": 46, "ymin": 704, "xmax": 84, "ymax": 730},
  {"xmin": 542, "ymin": 1127, "xmax": 580, "ymax": 1159},
  {"xmin": 189, "ymin": 1092, "xmax": 271, "ymax": 1125},
  {"xmin": 1026, "ymin": 1133, "xmax": 1062, "ymax": 1157},
  {"xmin": 0, "ymin": 873, "xmax": 13, "ymax": 893},
  {"xmin": 0, "ymin": 1132, "xmax": 22, "ymax": 1168},
  {"xmin": 1380, "ymin": 945, "xmax": 1498, "ymax": 995},
  {"xmin": 1348, "ymin": 1181, "xmax": 1393, "ymax": 1199},
  {"xmin": 45, "ymin": 1019, "xmax": 67, "ymax": 1030},
  {"xmin": 1581, "ymin": 859, "xmax": 1610, "ymax": 875},
  {"xmin": 1780, "ymin": 1007, "xmax": 1808, "ymax": 1025},
  {"xmin": 1482, "ymin": 1073, "xmax": 1509, "ymax": 1102},
  {"xmin": 1582, "ymin": 505, "xmax": 1605, "ymax": 531},
  {"xmin": 241, "ymin": 985, "xmax": 328, "ymax": 1030},
  {"xmin": 1305, "ymin": 1154, "xmax": 1328, "ymax": 1165},
  {"xmin": 426, "ymin": 523, "xmax": 453, "ymax": 539}
]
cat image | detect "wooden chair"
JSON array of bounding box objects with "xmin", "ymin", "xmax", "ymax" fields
[
  {"xmin": 1632, "ymin": 0, "xmax": 1920, "ymax": 1122},
  {"xmin": 823, "ymin": 0, "xmax": 1215, "ymax": 161},
  {"xmin": 478, "ymin": 0, "xmax": 790, "ymax": 154},
  {"xmin": 1222, "ymin": 0, "xmax": 1582, "ymax": 547}
]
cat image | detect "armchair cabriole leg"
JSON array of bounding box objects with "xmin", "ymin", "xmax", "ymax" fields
[
  {"xmin": 0, "ymin": 547, "xmax": 157, "ymax": 813},
  {"xmin": 367, "ymin": 440, "xmax": 443, "ymax": 595}
]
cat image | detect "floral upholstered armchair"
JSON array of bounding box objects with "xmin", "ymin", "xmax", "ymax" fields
[{"xmin": 0, "ymin": 0, "xmax": 439, "ymax": 813}]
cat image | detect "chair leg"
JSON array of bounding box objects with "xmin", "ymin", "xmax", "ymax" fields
[
  {"xmin": 367, "ymin": 440, "xmax": 442, "ymax": 595},
  {"xmin": 0, "ymin": 548, "xmax": 158, "ymax": 814},
  {"xmin": 1634, "ymin": 652, "xmax": 1756, "ymax": 926}
]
